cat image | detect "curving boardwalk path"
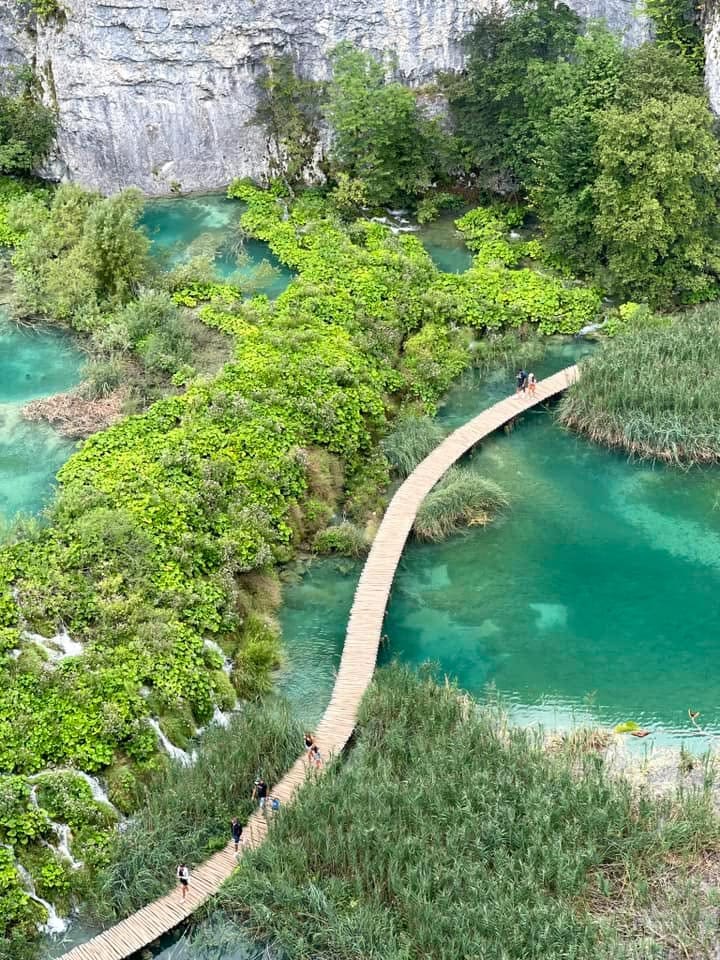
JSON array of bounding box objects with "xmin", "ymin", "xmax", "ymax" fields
[{"xmin": 58, "ymin": 365, "xmax": 578, "ymax": 960}]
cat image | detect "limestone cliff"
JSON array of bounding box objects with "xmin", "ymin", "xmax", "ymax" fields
[{"xmin": 1, "ymin": 0, "xmax": 647, "ymax": 195}]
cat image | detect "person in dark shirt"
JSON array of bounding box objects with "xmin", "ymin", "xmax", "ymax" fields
[
  {"xmin": 252, "ymin": 777, "xmax": 268, "ymax": 810},
  {"xmin": 230, "ymin": 816, "xmax": 242, "ymax": 852},
  {"xmin": 516, "ymin": 369, "xmax": 528, "ymax": 395}
]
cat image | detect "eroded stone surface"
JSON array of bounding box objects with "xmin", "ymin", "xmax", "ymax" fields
[{"xmin": 1, "ymin": 0, "xmax": 648, "ymax": 194}]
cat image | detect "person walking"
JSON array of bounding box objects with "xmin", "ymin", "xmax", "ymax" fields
[
  {"xmin": 304, "ymin": 731, "xmax": 315, "ymax": 758},
  {"xmin": 177, "ymin": 862, "xmax": 190, "ymax": 901},
  {"xmin": 516, "ymin": 369, "xmax": 527, "ymax": 395},
  {"xmin": 527, "ymin": 372, "xmax": 537, "ymax": 397},
  {"xmin": 230, "ymin": 816, "xmax": 243, "ymax": 852},
  {"xmin": 252, "ymin": 776, "xmax": 268, "ymax": 811},
  {"xmin": 309, "ymin": 744, "xmax": 323, "ymax": 769}
]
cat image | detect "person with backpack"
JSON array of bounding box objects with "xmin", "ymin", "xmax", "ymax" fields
[{"xmin": 252, "ymin": 776, "xmax": 268, "ymax": 810}]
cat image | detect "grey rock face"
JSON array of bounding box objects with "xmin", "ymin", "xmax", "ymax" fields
[{"xmin": 2, "ymin": 0, "xmax": 647, "ymax": 194}]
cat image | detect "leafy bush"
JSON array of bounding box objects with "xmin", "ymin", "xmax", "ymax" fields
[
  {"xmin": 413, "ymin": 466, "xmax": 508, "ymax": 541},
  {"xmin": 558, "ymin": 304, "xmax": 720, "ymax": 462},
  {"xmin": 0, "ymin": 69, "xmax": 55, "ymax": 175},
  {"xmin": 10, "ymin": 184, "xmax": 151, "ymax": 328},
  {"xmin": 381, "ymin": 416, "xmax": 445, "ymax": 478}
]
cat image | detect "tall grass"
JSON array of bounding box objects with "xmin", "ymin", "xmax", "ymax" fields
[
  {"xmin": 472, "ymin": 328, "xmax": 547, "ymax": 376},
  {"xmin": 197, "ymin": 666, "xmax": 720, "ymax": 960},
  {"xmin": 85, "ymin": 700, "xmax": 301, "ymax": 921},
  {"xmin": 558, "ymin": 306, "xmax": 720, "ymax": 463},
  {"xmin": 380, "ymin": 416, "xmax": 445, "ymax": 478},
  {"xmin": 413, "ymin": 466, "xmax": 508, "ymax": 540}
]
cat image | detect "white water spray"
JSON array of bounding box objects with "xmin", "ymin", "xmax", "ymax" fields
[
  {"xmin": 15, "ymin": 863, "xmax": 70, "ymax": 935},
  {"xmin": 148, "ymin": 719, "xmax": 195, "ymax": 766}
]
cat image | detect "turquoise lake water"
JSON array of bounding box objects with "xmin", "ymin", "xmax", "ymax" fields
[
  {"xmin": 141, "ymin": 194, "xmax": 292, "ymax": 298},
  {"xmin": 0, "ymin": 316, "xmax": 83, "ymax": 521},
  {"xmin": 277, "ymin": 340, "xmax": 720, "ymax": 746}
]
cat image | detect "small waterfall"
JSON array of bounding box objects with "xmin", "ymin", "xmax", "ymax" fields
[
  {"xmin": 47, "ymin": 823, "xmax": 82, "ymax": 870},
  {"xmin": 148, "ymin": 719, "xmax": 195, "ymax": 766},
  {"xmin": 203, "ymin": 638, "xmax": 233, "ymax": 675},
  {"xmin": 212, "ymin": 706, "xmax": 230, "ymax": 728},
  {"xmin": 23, "ymin": 626, "xmax": 82, "ymax": 661},
  {"xmin": 15, "ymin": 863, "xmax": 70, "ymax": 935},
  {"xmin": 29, "ymin": 768, "xmax": 115, "ymax": 811}
]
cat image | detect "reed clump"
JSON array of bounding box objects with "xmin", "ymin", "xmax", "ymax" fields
[
  {"xmin": 85, "ymin": 700, "xmax": 300, "ymax": 922},
  {"xmin": 558, "ymin": 305, "xmax": 720, "ymax": 463},
  {"xmin": 201, "ymin": 666, "xmax": 720, "ymax": 960},
  {"xmin": 381, "ymin": 416, "xmax": 446, "ymax": 478},
  {"xmin": 413, "ymin": 466, "xmax": 508, "ymax": 541}
]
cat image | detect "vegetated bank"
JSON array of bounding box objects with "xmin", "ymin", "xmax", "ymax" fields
[
  {"xmin": 184, "ymin": 665, "xmax": 720, "ymax": 960},
  {"xmin": 0, "ymin": 181, "xmax": 588, "ymax": 949},
  {"xmin": 558, "ymin": 305, "xmax": 720, "ymax": 463},
  {"xmin": 2, "ymin": 0, "xmax": 720, "ymax": 946}
]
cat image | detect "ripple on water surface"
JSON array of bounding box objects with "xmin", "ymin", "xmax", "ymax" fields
[{"xmin": 0, "ymin": 316, "xmax": 83, "ymax": 520}]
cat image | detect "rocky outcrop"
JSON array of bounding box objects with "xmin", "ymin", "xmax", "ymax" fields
[{"xmin": 3, "ymin": 0, "xmax": 648, "ymax": 195}]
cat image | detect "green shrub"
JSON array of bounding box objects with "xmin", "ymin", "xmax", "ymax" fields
[
  {"xmin": 414, "ymin": 466, "xmax": 508, "ymax": 541},
  {"xmin": 313, "ymin": 521, "xmax": 368, "ymax": 558}
]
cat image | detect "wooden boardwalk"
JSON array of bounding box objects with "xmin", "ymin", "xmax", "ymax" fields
[{"xmin": 58, "ymin": 365, "xmax": 577, "ymax": 960}]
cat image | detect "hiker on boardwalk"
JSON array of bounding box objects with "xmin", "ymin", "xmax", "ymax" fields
[
  {"xmin": 309, "ymin": 744, "xmax": 323, "ymax": 769},
  {"xmin": 252, "ymin": 776, "xmax": 268, "ymax": 810},
  {"xmin": 304, "ymin": 731, "xmax": 315, "ymax": 758},
  {"xmin": 516, "ymin": 369, "xmax": 527, "ymax": 395},
  {"xmin": 176, "ymin": 863, "xmax": 190, "ymax": 900},
  {"xmin": 527, "ymin": 372, "xmax": 537, "ymax": 397},
  {"xmin": 230, "ymin": 816, "xmax": 243, "ymax": 852}
]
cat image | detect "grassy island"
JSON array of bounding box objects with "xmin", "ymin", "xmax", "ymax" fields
[{"xmin": 558, "ymin": 306, "xmax": 720, "ymax": 463}]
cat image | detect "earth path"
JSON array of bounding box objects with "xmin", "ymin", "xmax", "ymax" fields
[{"xmin": 58, "ymin": 364, "xmax": 578, "ymax": 960}]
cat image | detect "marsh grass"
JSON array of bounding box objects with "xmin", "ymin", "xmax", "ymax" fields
[
  {"xmin": 413, "ymin": 465, "xmax": 508, "ymax": 540},
  {"xmin": 558, "ymin": 306, "xmax": 720, "ymax": 463},
  {"xmin": 86, "ymin": 700, "xmax": 301, "ymax": 922},
  {"xmin": 380, "ymin": 416, "xmax": 445, "ymax": 478},
  {"xmin": 200, "ymin": 666, "xmax": 720, "ymax": 960}
]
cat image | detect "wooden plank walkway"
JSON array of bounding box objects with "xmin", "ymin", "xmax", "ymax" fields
[{"xmin": 58, "ymin": 364, "xmax": 577, "ymax": 960}]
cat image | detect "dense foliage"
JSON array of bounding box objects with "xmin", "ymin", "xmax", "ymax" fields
[
  {"xmin": 203, "ymin": 666, "xmax": 719, "ymax": 960},
  {"xmin": 9, "ymin": 184, "xmax": 151, "ymax": 327},
  {"xmin": 324, "ymin": 45, "xmax": 448, "ymax": 208},
  {"xmin": 253, "ymin": 55, "xmax": 322, "ymax": 192},
  {"xmin": 447, "ymin": 3, "xmax": 720, "ymax": 305},
  {"xmin": 0, "ymin": 69, "xmax": 55, "ymax": 176},
  {"xmin": 558, "ymin": 305, "xmax": 720, "ymax": 463},
  {"xmin": 87, "ymin": 699, "xmax": 300, "ymax": 920}
]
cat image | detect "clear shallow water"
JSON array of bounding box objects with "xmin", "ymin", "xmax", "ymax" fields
[
  {"xmin": 0, "ymin": 317, "xmax": 83, "ymax": 521},
  {"xmin": 277, "ymin": 341, "xmax": 720, "ymax": 747},
  {"xmin": 418, "ymin": 206, "xmax": 475, "ymax": 273},
  {"xmin": 141, "ymin": 195, "xmax": 293, "ymax": 298}
]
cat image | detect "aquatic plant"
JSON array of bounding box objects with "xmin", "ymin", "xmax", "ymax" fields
[
  {"xmin": 312, "ymin": 521, "xmax": 368, "ymax": 558},
  {"xmin": 413, "ymin": 466, "xmax": 508, "ymax": 541},
  {"xmin": 381, "ymin": 416, "xmax": 445, "ymax": 478},
  {"xmin": 558, "ymin": 304, "xmax": 720, "ymax": 463},
  {"xmin": 204, "ymin": 665, "xmax": 720, "ymax": 960}
]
